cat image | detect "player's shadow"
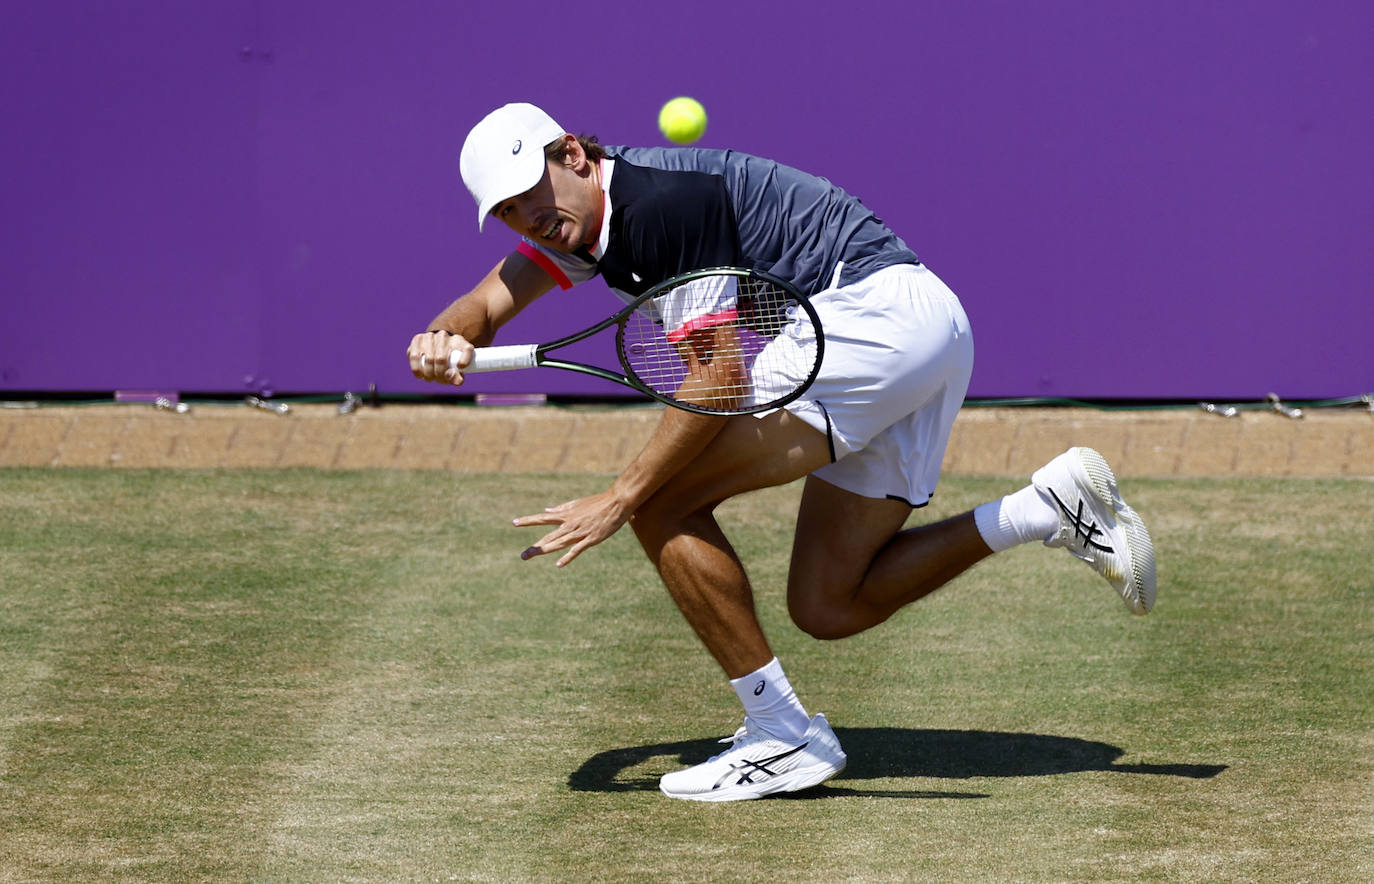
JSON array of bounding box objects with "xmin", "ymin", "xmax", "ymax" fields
[{"xmin": 568, "ymin": 728, "xmax": 1227, "ymax": 799}]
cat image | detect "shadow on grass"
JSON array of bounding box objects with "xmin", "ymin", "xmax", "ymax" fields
[{"xmin": 569, "ymin": 728, "xmax": 1227, "ymax": 798}]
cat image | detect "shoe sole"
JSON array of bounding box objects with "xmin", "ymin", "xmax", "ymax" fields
[
  {"xmin": 1072, "ymin": 447, "xmax": 1157, "ymax": 614},
  {"xmin": 660, "ymin": 757, "xmax": 847, "ymax": 803}
]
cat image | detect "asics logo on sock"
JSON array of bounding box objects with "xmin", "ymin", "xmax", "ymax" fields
[
  {"xmin": 712, "ymin": 743, "xmax": 809, "ymax": 791},
  {"xmin": 753, "ymin": 680, "xmax": 766, "ymax": 696},
  {"xmin": 1048, "ymin": 489, "xmax": 1113, "ymax": 553}
]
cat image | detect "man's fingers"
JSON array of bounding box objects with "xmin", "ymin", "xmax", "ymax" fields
[
  {"xmin": 513, "ymin": 509, "xmax": 568, "ymax": 561},
  {"xmin": 520, "ymin": 538, "xmax": 568, "ymax": 561},
  {"xmin": 513, "ymin": 512, "xmax": 564, "ymax": 528},
  {"xmin": 406, "ymin": 337, "xmax": 427, "ymax": 378},
  {"xmin": 555, "ymin": 540, "xmax": 591, "ymax": 569},
  {"xmin": 512, "ymin": 491, "xmax": 626, "ymax": 566},
  {"xmin": 407, "ymin": 331, "xmax": 471, "ymax": 386},
  {"xmin": 519, "ymin": 525, "xmax": 571, "ymax": 559},
  {"xmin": 449, "ymin": 343, "xmax": 475, "ymax": 371}
]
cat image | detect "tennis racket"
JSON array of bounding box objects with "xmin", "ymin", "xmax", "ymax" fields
[{"xmin": 451, "ymin": 267, "xmax": 824, "ymax": 416}]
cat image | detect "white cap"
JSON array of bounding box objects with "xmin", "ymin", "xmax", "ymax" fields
[{"xmin": 460, "ymin": 103, "xmax": 566, "ymax": 231}]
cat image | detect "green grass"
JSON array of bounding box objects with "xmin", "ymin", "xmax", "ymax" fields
[{"xmin": 0, "ymin": 469, "xmax": 1370, "ymax": 882}]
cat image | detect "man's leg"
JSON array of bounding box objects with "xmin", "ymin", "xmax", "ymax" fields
[
  {"xmin": 632, "ymin": 416, "xmax": 994, "ymax": 675},
  {"xmin": 630, "ymin": 408, "xmax": 833, "ymax": 679},
  {"xmin": 786, "ymin": 445, "xmax": 1160, "ymax": 638},
  {"xmin": 635, "ymin": 406, "xmax": 1002, "ymax": 802},
  {"xmin": 787, "ymin": 476, "xmax": 995, "ymax": 641},
  {"xmin": 634, "ymin": 409, "xmax": 862, "ymax": 802}
]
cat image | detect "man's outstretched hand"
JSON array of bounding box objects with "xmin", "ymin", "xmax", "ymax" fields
[{"xmin": 513, "ymin": 489, "xmax": 633, "ymax": 568}]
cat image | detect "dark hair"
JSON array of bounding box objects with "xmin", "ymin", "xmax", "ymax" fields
[{"xmin": 545, "ymin": 134, "xmax": 608, "ymax": 164}]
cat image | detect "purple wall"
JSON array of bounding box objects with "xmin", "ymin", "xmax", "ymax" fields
[{"xmin": 3, "ymin": 1, "xmax": 1370, "ymax": 400}]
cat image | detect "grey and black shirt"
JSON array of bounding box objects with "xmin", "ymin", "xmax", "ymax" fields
[{"xmin": 514, "ymin": 146, "xmax": 919, "ymax": 300}]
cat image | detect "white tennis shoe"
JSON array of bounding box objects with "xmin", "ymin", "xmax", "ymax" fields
[
  {"xmin": 1032, "ymin": 447, "xmax": 1157, "ymax": 614},
  {"xmin": 659, "ymin": 713, "xmax": 847, "ymax": 802}
]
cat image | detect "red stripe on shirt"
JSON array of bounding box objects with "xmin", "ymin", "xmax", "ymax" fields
[{"xmin": 516, "ymin": 241, "xmax": 574, "ymax": 290}]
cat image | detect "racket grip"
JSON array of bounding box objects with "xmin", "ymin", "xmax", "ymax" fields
[{"xmin": 459, "ymin": 344, "xmax": 539, "ymax": 372}]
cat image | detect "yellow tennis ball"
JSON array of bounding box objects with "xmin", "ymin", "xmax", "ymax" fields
[{"xmin": 658, "ymin": 97, "xmax": 707, "ymax": 145}]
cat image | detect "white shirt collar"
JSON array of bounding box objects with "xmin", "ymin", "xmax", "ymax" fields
[{"xmin": 591, "ymin": 158, "xmax": 615, "ymax": 259}]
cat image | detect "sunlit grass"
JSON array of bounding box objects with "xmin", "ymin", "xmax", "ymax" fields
[{"xmin": 0, "ymin": 469, "xmax": 1369, "ymax": 882}]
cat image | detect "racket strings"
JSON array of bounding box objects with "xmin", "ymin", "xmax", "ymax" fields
[{"xmin": 621, "ymin": 276, "xmax": 819, "ymax": 414}]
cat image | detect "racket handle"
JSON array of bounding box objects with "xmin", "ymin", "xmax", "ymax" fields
[{"xmin": 458, "ymin": 344, "xmax": 539, "ymax": 372}]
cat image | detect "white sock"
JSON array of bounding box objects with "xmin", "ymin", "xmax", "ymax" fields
[
  {"xmin": 973, "ymin": 483, "xmax": 1060, "ymax": 553},
  {"xmin": 730, "ymin": 657, "xmax": 810, "ymax": 742}
]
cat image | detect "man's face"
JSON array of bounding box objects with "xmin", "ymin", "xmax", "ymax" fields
[{"xmin": 490, "ymin": 138, "xmax": 600, "ymax": 254}]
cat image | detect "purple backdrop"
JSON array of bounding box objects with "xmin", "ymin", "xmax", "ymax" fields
[{"xmin": 3, "ymin": 1, "xmax": 1370, "ymax": 399}]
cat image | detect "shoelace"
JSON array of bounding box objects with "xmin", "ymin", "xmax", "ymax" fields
[{"xmin": 706, "ymin": 722, "xmax": 763, "ymax": 762}]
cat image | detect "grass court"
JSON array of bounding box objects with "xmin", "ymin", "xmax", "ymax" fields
[{"xmin": 1, "ymin": 468, "xmax": 1369, "ymax": 881}]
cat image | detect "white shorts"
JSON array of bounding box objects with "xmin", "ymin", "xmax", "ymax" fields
[{"xmin": 770, "ymin": 263, "xmax": 974, "ymax": 507}]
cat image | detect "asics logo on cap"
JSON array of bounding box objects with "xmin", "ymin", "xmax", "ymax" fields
[{"xmin": 511, "ymin": 139, "xmax": 522, "ymax": 155}]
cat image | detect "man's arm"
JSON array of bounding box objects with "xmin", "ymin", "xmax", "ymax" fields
[
  {"xmin": 408, "ymin": 250, "xmax": 556, "ymax": 384},
  {"xmin": 513, "ymin": 323, "xmax": 744, "ymax": 566},
  {"xmin": 610, "ymin": 323, "xmax": 746, "ymax": 506},
  {"xmin": 513, "ymin": 408, "xmax": 729, "ymax": 568}
]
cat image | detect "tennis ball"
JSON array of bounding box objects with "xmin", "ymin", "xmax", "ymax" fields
[{"xmin": 658, "ymin": 97, "xmax": 708, "ymax": 145}]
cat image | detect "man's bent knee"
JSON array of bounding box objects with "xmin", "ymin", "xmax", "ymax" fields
[
  {"xmin": 630, "ymin": 494, "xmax": 717, "ymax": 560},
  {"xmin": 629, "ymin": 501, "xmax": 673, "ymax": 553},
  {"xmin": 788, "ymin": 592, "xmax": 863, "ymax": 641}
]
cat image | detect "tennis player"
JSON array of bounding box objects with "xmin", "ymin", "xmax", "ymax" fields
[{"xmin": 407, "ymin": 103, "xmax": 1156, "ymax": 802}]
